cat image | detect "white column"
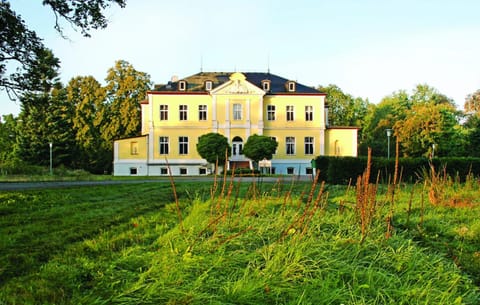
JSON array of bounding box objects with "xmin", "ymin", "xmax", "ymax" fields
[
  {"xmin": 212, "ymin": 95, "xmax": 218, "ymax": 131},
  {"xmin": 225, "ymin": 98, "xmax": 230, "ymax": 140},
  {"xmin": 246, "ymin": 98, "xmax": 251, "ymax": 137},
  {"xmin": 258, "ymin": 95, "xmax": 264, "ymax": 135},
  {"xmin": 319, "ymin": 129, "xmax": 325, "ymax": 155},
  {"xmin": 225, "ymin": 98, "xmax": 230, "ymax": 121},
  {"xmin": 148, "ymin": 93, "xmax": 155, "ymax": 163}
]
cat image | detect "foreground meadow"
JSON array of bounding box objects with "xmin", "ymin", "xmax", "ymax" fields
[{"xmin": 0, "ymin": 174, "xmax": 479, "ymax": 304}]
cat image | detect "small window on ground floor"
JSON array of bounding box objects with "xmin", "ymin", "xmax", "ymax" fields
[
  {"xmin": 199, "ymin": 168, "xmax": 207, "ymax": 175},
  {"xmin": 130, "ymin": 167, "xmax": 138, "ymax": 175},
  {"xmin": 160, "ymin": 167, "xmax": 168, "ymax": 175},
  {"xmin": 180, "ymin": 168, "xmax": 187, "ymax": 175},
  {"xmin": 287, "ymin": 167, "xmax": 295, "ymax": 175},
  {"xmin": 306, "ymin": 167, "xmax": 313, "ymax": 175}
]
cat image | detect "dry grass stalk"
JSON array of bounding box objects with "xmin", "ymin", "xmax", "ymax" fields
[
  {"xmin": 281, "ymin": 176, "xmax": 296, "ymax": 216},
  {"xmin": 281, "ymin": 178, "xmax": 326, "ymax": 241},
  {"xmin": 306, "ymin": 169, "xmax": 321, "ymax": 205},
  {"xmin": 219, "ymin": 149, "xmax": 229, "ymax": 199},
  {"xmin": 300, "ymin": 181, "xmax": 327, "ymax": 238},
  {"xmin": 210, "ymin": 158, "xmax": 219, "ymax": 205},
  {"xmin": 165, "ymin": 157, "xmax": 183, "ymax": 231},
  {"xmin": 420, "ymin": 180, "xmax": 426, "ymax": 228},
  {"xmin": 356, "ymin": 148, "xmax": 378, "ymax": 243}
]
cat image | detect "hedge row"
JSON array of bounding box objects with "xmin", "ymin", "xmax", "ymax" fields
[
  {"xmin": 314, "ymin": 156, "xmax": 480, "ymax": 185},
  {"xmin": 224, "ymin": 168, "xmax": 261, "ymax": 176}
]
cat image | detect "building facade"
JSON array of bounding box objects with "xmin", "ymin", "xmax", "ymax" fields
[{"xmin": 113, "ymin": 72, "xmax": 358, "ymax": 176}]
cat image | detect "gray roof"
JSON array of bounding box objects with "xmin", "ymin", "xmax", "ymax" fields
[{"xmin": 153, "ymin": 72, "xmax": 322, "ymax": 94}]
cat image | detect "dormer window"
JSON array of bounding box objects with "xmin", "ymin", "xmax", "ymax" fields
[
  {"xmin": 287, "ymin": 81, "xmax": 296, "ymax": 92},
  {"xmin": 178, "ymin": 80, "xmax": 187, "ymax": 91},
  {"xmin": 261, "ymin": 80, "xmax": 271, "ymax": 92},
  {"xmin": 205, "ymin": 80, "xmax": 213, "ymax": 91}
]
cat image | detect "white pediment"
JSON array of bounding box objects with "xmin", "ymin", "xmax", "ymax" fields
[{"xmin": 210, "ymin": 72, "xmax": 266, "ymax": 96}]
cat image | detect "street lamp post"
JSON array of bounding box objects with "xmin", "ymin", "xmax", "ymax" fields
[
  {"xmin": 386, "ymin": 129, "xmax": 393, "ymax": 159},
  {"xmin": 49, "ymin": 142, "xmax": 53, "ymax": 175}
]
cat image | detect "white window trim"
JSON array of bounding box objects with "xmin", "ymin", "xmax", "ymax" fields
[
  {"xmin": 179, "ymin": 105, "xmax": 188, "ymax": 121},
  {"xmin": 286, "ymin": 105, "xmax": 294, "ymax": 121},
  {"xmin": 178, "ymin": 80, "xmax": 187, "ymax": 91},
  {"xmin": 159, "ymin": 136, "xmax": 169, "ymax": 155},
  {"xmin": 305, "ymin": 105, "xmax": 313, "ymax": 121},
  {"xmin": 304, "ymin": 136, "xmax": 314, "ymax": 155},
  {"xmin": 199, "ymin": 105, "xmax": 207, "ymax": 121},
  {"xmin": 286, "ymin": 136, "xmax": 295, "ymax": 155},
  {"xmin": 233, "ymin": 103, "xmax": 242, "ymax": 120},
  {"xmin": 267, "ymin": 105, "xmax": 276, "ymax": 121},
  {"xmin": 205, "ymin": 81, "xmax": 213, "ymax": 91},
  {"xmin": 262, "ymin": 80, "xmax": 270, "ymax": 91},
  {"xmin": 287, "ymin": 81, "xmax": 296, "ymax": 92},
  {"xmin": 179, "ymin": 136, "xmax": 189, "ymax": 155},
  {"xmin": 160, "ymin": 105, "xmax": 168, "ymax": 120}
]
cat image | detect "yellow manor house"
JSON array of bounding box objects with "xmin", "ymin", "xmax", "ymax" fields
[{"xmin": 113, "ymin": 72, "xmax": 358, "ymax": 176}]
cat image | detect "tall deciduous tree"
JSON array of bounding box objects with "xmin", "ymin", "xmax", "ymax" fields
[
  {"xmin": 102, "ymin": 60, "xmax": 151, "ymax": 149},
  {"xmin": 67, "ymin": 76, "xmax": 108, "ymax": 172},
  {"xmin": 393, "ymin": 85, "xmax": 461, "ymax": 157},
  {"xmin": 361, "ymin": 84, "xmax": 462, "ymax": 157},
  {"xmin": 17, "ymin": 93, "xmax": 54, "ymax": 166},
  {"xmin": 359, "ymin": 90, "xmax": 410, "ymax": 157},
  {"xmin": 394, "ymin": 103, "xmax": 460, "ymax": 157},
  {"xmin": 318, "ymin": 84, "xmax": 369, "ymax": 127},
  {"xmin": 16, "ymin": 50, "xmax": 67, "ymax": 167},
  {"xmin": 0, "ymin": 114, "xmax": 19, "ymax": 166},
  {"xmin": 1, "ymin": 0, "xmax": 126, "ymax": 96},
  {"xmin": 464, "ymin": 115, "xmax": 480, "ymax": 157}
]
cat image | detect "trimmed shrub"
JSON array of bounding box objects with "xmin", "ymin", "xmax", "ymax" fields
[{"xmin": 314, "ymin": 156, "xmax": 480, "ymax": 185}]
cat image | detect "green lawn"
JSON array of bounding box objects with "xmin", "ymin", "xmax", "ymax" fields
[{"xmin": 0, "ymin": 179, "xmax": 479, "ymax": 304}]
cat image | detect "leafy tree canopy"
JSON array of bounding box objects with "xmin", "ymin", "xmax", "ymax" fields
[
  {"xmin": 464, "ymin": 89, "xmax": 480, "ymax": 115},
  {"xmin": 196, "ymin": 133, "xmax": 231, "ymax": 166},
  {"xmin": 0, "ymin": 0, "xmax": 126, "ymax": 97},
  {"xmin": 242, "ymin": 134, "xmax": 278, "ymax": 164},
  {"xmin": 0, "ymin": 114, "xmax": 19, "ymax": 163},
  {"xmin": 318, "ymin": 84, "xmax": 369, "ymax": 127},
  {"xmin": 360, "ymin": 84, "xmax": 461, "ymax": 157},
  {"xmin": 102, "ymin": 60, "xmax": 152, "ymax": 146}
]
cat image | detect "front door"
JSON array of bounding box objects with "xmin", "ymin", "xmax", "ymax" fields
[{"xmin": 232, "ymin": 136, "xmax": 243, "ymax": 158}]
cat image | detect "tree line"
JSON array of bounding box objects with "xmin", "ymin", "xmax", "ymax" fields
[
  {"xmin": 1, "ymin": 57, "xmax": 151, "ymax": 173},
  {"xmin": 320, "ymin": 84, "xmax": 480, "ymax": 159}
]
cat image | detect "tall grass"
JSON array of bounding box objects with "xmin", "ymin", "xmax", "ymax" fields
[{"xmin": 0, "ymin": 170, "xmax": 479, "ymax": 304}]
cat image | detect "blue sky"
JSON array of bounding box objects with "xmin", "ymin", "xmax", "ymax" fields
[{"xmin": 2, "ymin": 0, "xmax": 480, "ymax": 116}]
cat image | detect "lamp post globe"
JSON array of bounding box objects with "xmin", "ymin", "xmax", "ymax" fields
[
  {"xmin": 49, "ymin": 142, "xmax": 53, "ymax": 175},
  {"xmin": 386, "ymin": 129, "xmax": 393, "ymax": 159}
]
